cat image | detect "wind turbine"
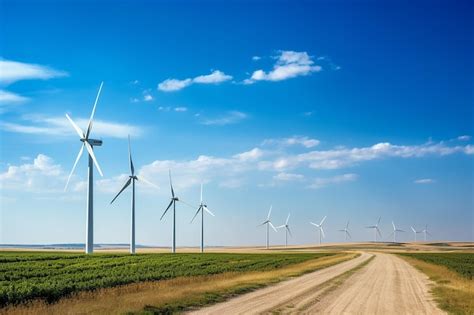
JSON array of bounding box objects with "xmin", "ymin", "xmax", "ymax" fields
[
  {"xmin": 411, "ymin": 226, "xmax": 422, "ymax": 242},
  {"xmin": 338, "ymin": 220, "xmax": 351, "ymax": 241},
  {"xmin": 258, "ymin": 205, "xmax": 277, "ymax": 249},
  {"xmin": 64, "ymin": 82, "xmax": 104, "ymax": 254},
  {"xmin": 276, "ymin": 213, "xmax": 292, "ymax": 247},
  {"xmin": 191, "ymin": 184, "xmax": 215, "ymax": 253},
  {"xmin": 366, "ymin": 217, "xmax": 382, "ymax": 242},
  {"xmin": 310, "ymin": 216, "xmax": 327, "ymax": 245},
  {"xmin": 387, "ymin": 221, "xmax": 404, "ymax": 243},
  {"xmin": 422, "ymin": 224, "xmax": 432, "ymax": 241},
  {"xmin": 160, "ymin": 170, "xmax": 194, "ymax": 253},
  {"xmin": 109, "ymin": 136, "xmax": 158, "ymax": 254}
]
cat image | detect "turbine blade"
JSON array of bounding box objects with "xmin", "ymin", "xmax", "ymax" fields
[
  {"xmin": 85, "ymin": 81, "xmax": 103, "ymax": 139},
  {"xmin": 203, "ymin": 206, "xmax": 215, "ymax": 216},
  {"xmin": 65, "ymin": 114, "xmax": 85, "ymax": 138},
  {"xmin": 346, "ymin": 220, "xmax": 350, "ymax": 229},
  {"xmin": 269, "ymin": 222, "xmax": 277, "ymax": 232},
  {"xmin": 200, "ymin": 183, "xmax": 203, "ymax": 203},
  {"xmin": 110, "ymin": 178, "xmax": 132, "ymax": 204},
  {"xmin": 190, "ymin": 206, "xmax": 202, "ymax": 223},
  {"xmin": 320, "ymin": 215, "xmax": 327, "ymax": 226},
  {"xmin": 128, "ymin": 135, "xmax": 134, "ymax": 176},
  {"xmin": 169, "ymin": 169, "xmax": 174, "ymax": 198},
  {"xmin": 310, "ymin": 222, "xmax": 318, "ymax": 227},
  {"xmin": 179, "ymin": 199, "xmax": 196, "ymax": 209},
  {"xmin": 346, "ymin": 230, "xmax": 352, "ymax": 239},
  {"xmin": 286, "ymin": 213, "xmax": 290, "ymax": 225},
  {"xmin": 276, "ymin": 225, "xmax": 285, "ymax": 229},
  {"xmin": 160, "ymin": 200, "xmax": 174, "ymax": 220},
  {"xmin": 392, "ymin": 221, "xmax": 396, "ymax": 231},
  {"xmin": 287, "ymin": 226, "xmax": 292, "ymax": 237},
  {"xmin": 136, "ymin": 176, "xmax": 159, "ymax": 189},
  {"xmin": 376, "ymin": 227, "xmax": 382, "ymax": 238},
  {"xmin": 84, "ymin": 141, "xmax": 103, "ymax": 176},
  {"xmin": 267, "ymin": 205, "xmax": 272, "ymax": 220},
  {"xmin": 65, "ymin": 144, "xmax": 84, "ymax": 191},
  {"xmin": 258, "ymin": 220, "xmax": 269, "ymax": 227},
  {"xmin": 411, "ymin": 226, "xmax": 416, "ymax": 233},
  {"xmin": 377, "ymin": 216, "xmax": 381, "ymax": 226},
  {"xmin": 320, "ymin": 227, "xmax": 326, "ymax": 238}
]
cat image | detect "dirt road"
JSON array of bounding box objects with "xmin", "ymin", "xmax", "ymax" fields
[{"xmin": 191, "ymin": 252, "xmax": 443, "ymax": 315}]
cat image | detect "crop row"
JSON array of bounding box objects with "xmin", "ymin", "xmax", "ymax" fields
[{"xmin": 0, "ymin": 252, "xmax": 331, "ymax": 306}]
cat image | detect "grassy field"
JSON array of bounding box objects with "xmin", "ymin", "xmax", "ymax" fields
[
  {"xmin": 399, "ymin": 252, "xmax": 474, "ymax": 314},
  {"xmin": 0, "ymin": 251, "xmax": 334, "ymax": 308}
]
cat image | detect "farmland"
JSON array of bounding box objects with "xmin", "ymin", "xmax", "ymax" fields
[
  {"xmin": 0, "ymin": 251, "xmax": 332, "ymax": 307},
  {"xmin": 398, "ymin": 252, "xmax": 473, "ymax": 279}
]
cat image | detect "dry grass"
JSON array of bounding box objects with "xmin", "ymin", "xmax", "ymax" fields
[
  {"xmin": 2, "ymin": 252, "xmax": 356, "ymax": 314},
  {"xmin": 401, "ymin": 255, "xmax": 474, "ymax": 314}
]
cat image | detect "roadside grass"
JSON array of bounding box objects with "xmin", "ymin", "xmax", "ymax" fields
[
  {"xmin": 399, "ymin": 253, "xmax": 474, "ymax": 315},
  {"xmin": 3, "ymin": 252, "xmax": 357, "ymax": 314}
]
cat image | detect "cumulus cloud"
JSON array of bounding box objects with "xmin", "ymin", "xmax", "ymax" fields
[
  {"xmin": 0, "ymin": 115, "xmax": 143, "ymax": 139},
  {"xmin": 308, "ymin": 173, "xmax": 358, "ymax": 189},
  {"xmin": 174, "ymin": 107, "xmax": 188, "ymax": 112},
  {"xmin": 158, "ymin": 70, "xmax": 232, "ymax": 92},
  {"xmin": 245, "ymin": 51, "xmax": 322, "ymax": 84},
  {"xmin": 0, "ymin": 59, "xmax": 68, "ymax": 85},
  {"xmin": 414, "ymin": 178, "xmax": 436, "ymax": 184},
  {"xmin": 273, "ymin": 172, "xmax": 304, "ymax": 181},
  {"xmin": 143, "ymin": 94, "xmax": 153, "ymax": 102},
  {"xmin": 200, "ymin": 111, "xmax": 247, "ymax": 126},
  {"xmin": 252, "ymin": 56, "xmax": 261, "ymax": 61},
  {"xmin": 263, "ymin": 136, "xmax": 320, "ymax": 148},
  {"xmin": 458, "ymin": 135, "xmax": 471, "ymax": 141}
]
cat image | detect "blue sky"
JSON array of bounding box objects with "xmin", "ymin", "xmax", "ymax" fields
[{"xmin": 1, "ymin": 0, "xmax": 473, "ymax": 246}]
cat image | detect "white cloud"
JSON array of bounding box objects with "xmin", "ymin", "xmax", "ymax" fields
[
  {"xmin": 174, "ymin": 107, "xmax": 188, "ymax": 112},
  {"xmin": 308, "ymin": 173, "xmax": 358, "ymax": 189},
  {"xmin": 246, "ymin": 51, "xmax": 322, "ymax": 84},
  {"xmin": 0, "ymin": 59, "xmax": 68, "ymax": 85},
  {"xmin": 0, "ymin": 115, "xmax": 143, "ymax": 139},
  {"xmin": 200, "ymin": 111, "xmax": 247, "ymax": 126},
  {"xmin": 273, "ymin": 172, "xmax": 304, "ymax": 181},
  {"xmin": 252, "ymin": 56, "xmax": 261, "ymax": 61},
  {"xmin": 143, "ymin": 94, "xmax": 153, "ymax": 102},
  {"xmin": 263, "ymin": 136, "xmax": 320, "ymax": 148},
  {"xmin": 233, "ymin": 148, "xmax": 263, "ymax": 161},
  {"xmin": 158, "ymin": 70, "xmax": 232, "ymax": 92},
  {"xmin": 458, "ymin": 135, "xmax": 471, "ymax": 141},
  {"xmin": 414, "ymin": 178, "xmax": 436, "ymax": 184},
  {"xmin": 0, "ymin": 90, "xmax": 29, "ymax": 104}
]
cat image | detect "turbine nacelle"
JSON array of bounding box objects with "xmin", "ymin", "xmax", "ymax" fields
[{"xmin": 81, "ymin": 138, "xmax": 103, "ymax": 146}]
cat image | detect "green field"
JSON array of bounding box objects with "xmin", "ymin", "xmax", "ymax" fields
[
  {"xmin": 398, "ymin": 253, "xmax": 473, "ymax": 280},
  {"xmin": 0, "ymin": 251, "xmax": 331, "ymax": 307}
]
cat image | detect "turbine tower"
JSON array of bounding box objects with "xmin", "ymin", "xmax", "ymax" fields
[
  {"xmin": 411, "ymin": 226, "xmax": 422, "ymax": 242},
  {"xmin": 276, "ymin": 213, "xmax": 292, "ymax": 247},
  {"xmin": 366, "ymin": 217, "xmax": 382, "ymax": 242},
  {"xmin": 258, "ymin": 205, "xmax": 277, "ymax": 249},
  {"xmin": 422, "ymin": 224, "xmax": 432, "ymax": 241},
  {"xmin": 338, "ymin": 220, "xmax": 351, "ymax": 241},
  {"xmin": 310, "ymin": 216, "xmax": 327, "ymax": 245},
  {"xmin": 109, "ymin": 136, "xmax": 158, "ymax": 254},
  {"xmin": 191, "ymin": 184, "xmax": 215, "ymax": 253},
  {"xmin": 160, "ymin": 170, "xmax": 194, "ymax": 253},
  {"xmin": 388, "ymin": 221, "xmax": 404, "ymax": 243},
  {"xmin": 64, "ymin": 82, "xmax": 104, "ymax": 254}
]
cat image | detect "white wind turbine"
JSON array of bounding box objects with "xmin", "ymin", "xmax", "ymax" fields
[
  {"xmin": 64, "ymin": 82, "xmax": 104, "ymax": 254},
  {"xmin": 190, "ymin": 184, "xmax": 215, "ymax": 253},
  {"xmin": 160, "ymin": 170, "xmax": 194, "ymax": 253},
  {"xmin": 411, "ymin": 226, "xmax": 422, "ymax": 242},
  {"xmin": 258, "ymin": 205, "xmax": 277, "ymax": 249},
  {"xmin": 109, "ymin": 136, "xmax": 158, "ymax": 254},
  {"xmin": 338, "ymin": 220, "xmax": 351, "ymax": 241},
  {"xmin": 366, "ymin": 216, "xmax": 382, "ymax": 242},
  {"xmin": 388, "ymin": 221, "xmax": 404, "ymax": 243},
  {"xmin": 310, "ymin": 216, "xmax": 327, "ymax": 245},
  {"xmin": 422, "ymin": 224, "xmax": 432, "ymax": 241},
  {"xmin": 276, "ymin": 213, "xmax": 292, "ymax": 247}
]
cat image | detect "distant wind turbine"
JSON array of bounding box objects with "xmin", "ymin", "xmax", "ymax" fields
[
  {"xmin": 109, "ymin": 136, "xmax": 158, "ymax": 254},
  {"xmin": 258, "ymin": 205, "xmax": 277, "ymax": 249},
  {"xmin": 191, "ymin": 183, "xmax": 215, "ymax": 253},
  {"xmin": 310, "ymin": 216, "xmax": 327, "ymax": 245},
  {"xmin": 160, "ymin": 170, "xmax": 195, "ymax": 253},
  {"xmin": 411, "ymin": 226, "xmax": 422, "ymax": 242},
  {"xmin": 276, "ymin": 213, "xmax": 292, "ymax": 247},
  {"xmin": 338, "ymin": 220, "xmax": 351, "ymax": 241},
  {"xmin": 64, "ymin": 82, "xmax": 104, "ymax": 254},
  {"xmin": 387, "ymin": 221, "xmax": 404, "ymax": 243},
  {"xmin": 422, "ymin": 224, "xmax": 432, "ymax": 241},
  {"xmin": 366, "ymin": 217, "xmax": 382, "ymax": 242}
]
